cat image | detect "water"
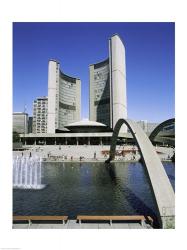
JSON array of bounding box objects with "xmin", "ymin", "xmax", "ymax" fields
[
  {"xmin": 13, "ymin": 156, "xmax": 46, "ymax": 190},
  {"xmin": 13, "ymin": 162, "xmax": 175, "ymax": 220}
]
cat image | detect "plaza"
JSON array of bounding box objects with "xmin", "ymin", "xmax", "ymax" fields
[{"xmin": 13, "ymin": 27, "xmax": 175, "ymax": 229}]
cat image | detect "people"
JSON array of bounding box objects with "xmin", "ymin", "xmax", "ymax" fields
[{"xmin": 94, "ymin": 152, "xmax": 96, "ymax": 159}]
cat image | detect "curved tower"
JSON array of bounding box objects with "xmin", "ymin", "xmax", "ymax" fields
[
  {"xmin": 89, "ymin": 58, "xmax": 110, "ymax": 126},
  {"xmin": 89, "ymin": 34, "xmax": 127, "ymax": 132},
  {"xmin": 47, "ymin": 60, "xmax": 81, "ymax": 133}
]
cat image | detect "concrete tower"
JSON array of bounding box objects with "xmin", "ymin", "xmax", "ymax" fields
[
  {"xmin": 89, "ymin": 34, "xmax": 127, "ymax": 132},
  {"xmin": 47, "ymin": 60, "xmax": 81, "ymax": 133}
]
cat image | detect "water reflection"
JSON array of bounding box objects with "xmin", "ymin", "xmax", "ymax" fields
[
  {"xmin": 13, "ymin": 162, "xmax": 175, "ymax": 222},
  {"xmin": 105, "ymin": 163, "xmax": 158, "ymax": 224}
]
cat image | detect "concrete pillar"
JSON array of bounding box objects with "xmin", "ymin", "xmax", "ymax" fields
[
  {"xmin": 44, "ymin": 138, "xmax": 46, "ymax": 145},
  {"xmin": 76, "ymin": 138, "xmax": 79, "ymax": 145},
  {"xmin": 55, "ymin": 138, "xmax": 56, "ymax": 145},
  {"xmin": 100, "ymin": 137, "xmax": 103, "ymax": 146},
  {"xmin": 34, "ymin": 139, "xmax": 36, "ymax": 145},
  {"xmin": 65, "ymin": 138, "xmax": 67, "ymax": 145},
  {"xmin": 88, "ymin": 137, "xmax": 90, "ymax": 145}
]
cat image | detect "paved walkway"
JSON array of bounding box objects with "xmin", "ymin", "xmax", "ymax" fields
[
  {"xmin": 13, "ymin": 220, "xmax": 153, "ymax": 229},
  {"xmin": 13, "ymin": 145, "xmax": 174, "ymax": 162}
]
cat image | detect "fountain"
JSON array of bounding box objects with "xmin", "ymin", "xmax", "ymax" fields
[{"xmin": 13, "ymin": 155, "xmax": 46, "ymax": 189}]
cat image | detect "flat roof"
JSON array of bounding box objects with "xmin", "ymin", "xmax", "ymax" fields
[{"xmin": 13, "ymin": 112, "xmax": 28, "ymax": 115}]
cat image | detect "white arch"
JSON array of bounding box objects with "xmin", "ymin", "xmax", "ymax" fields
[{"xmin": 106, "ymin": 118, "xmax": 175, "ymax": 228}]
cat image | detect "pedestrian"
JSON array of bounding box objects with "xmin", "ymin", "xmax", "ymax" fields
[{"xmin": 94, "ymin": 152, "xmax": 96, "ymax": 159}]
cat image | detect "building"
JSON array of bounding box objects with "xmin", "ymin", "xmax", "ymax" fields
[
  {"xmin": 28, "ymin": 117, "xmax": 33, "ymax": 133},
  {"xmin": 147, "ymin": 122, "xmax": 159, "ymax": 133},
  {"xmin": 32, "ymin": 97, "xmax": 48, "ymax": 133},
  {"xmin": 89, "ymin": 34, "xmax": 127, "ymax": 132},
  {"xmin": 13, "ymin": 112, "xmax": 28, "ymax": 134},
  {"xmin": 136, "ymin": 120, "xmax": 148, "ymax": 133},
  {"xmin": 47, "ymin": 60, "xmax": 81, "ymax": 133},
  {"xmin": 136, "ymin": 120, "xmax": 158, "ymax": 134},
  {"xmin": 20, "ymin": 119, "xmax": 131, "ymax": 146}
]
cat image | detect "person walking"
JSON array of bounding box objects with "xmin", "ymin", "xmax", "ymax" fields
[{"xmin": 94, "ymin": 152, "xmax": 96, "ymax": 159}]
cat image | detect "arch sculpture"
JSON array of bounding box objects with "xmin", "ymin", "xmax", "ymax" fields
[
  {"xmin": 149, "ymin": 118, "xmax": 175, "ymax": 146},
  {"xmin": 105, "ymin": 118, "xmax": 175, "ymax": 228}
]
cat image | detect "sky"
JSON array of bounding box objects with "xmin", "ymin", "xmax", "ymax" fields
[{"xmin": 13, "ymin": 22, "xmax": 175, "ymax": 123}]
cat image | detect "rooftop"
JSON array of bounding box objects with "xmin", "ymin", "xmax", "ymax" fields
[{"xmin": 66, "ymin": 119, "xmax": 107, "ymax": 127}]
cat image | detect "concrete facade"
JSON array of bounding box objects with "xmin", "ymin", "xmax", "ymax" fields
[
  {"xmin": 89, "ymin": 34, "xmax": 127, "ymax": 132},
  {"xmin": 136, "ymin": 120, "xmax": 158, "ymax": 134},
  {"xmin": 32, "ymin": 96, "xmax": 48, "ymax": 133},
  {"xmin": 47, "ymin": 60, "xmax": 81, "ymax": 133},
  {"xmin": 13, "ymin": 112, "xmax": 28, "ymax": 134}
]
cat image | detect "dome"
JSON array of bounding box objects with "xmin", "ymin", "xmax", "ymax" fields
[
  {"xmin": 65, "ymin": 119, "xmax": 110, "ymax": 133},
  {"xmin": 66, "ymin": 119, "xmax": 106, "ymax": 127}
]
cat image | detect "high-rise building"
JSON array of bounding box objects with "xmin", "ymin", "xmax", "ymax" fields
[
  {"xmin": 13, "ymin": 112, "xmax": 28, "ymax": 134},
  {"xmin": 47, "ymin": 60, "xmax": 81, "ymax": 133},
  {"xmin": 32, "ymin": 97, "xmax": 48, "ymax": 134},
  {"xmin": 89, "ymin": 34, "xmax": 127, "ymax": 132}
]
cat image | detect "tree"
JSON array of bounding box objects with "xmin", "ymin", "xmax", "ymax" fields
[{"xmin": 13, "ymin": 131, "xmax": 20, "ymax": 143}]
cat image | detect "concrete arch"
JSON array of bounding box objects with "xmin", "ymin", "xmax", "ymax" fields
[
  {"xmin": 149, "ymin": 118, "xmax": 175, "ymax": 144},
  {"xmin": 106, "ymin": 118, "xmax": 175, "ymax": 228}
]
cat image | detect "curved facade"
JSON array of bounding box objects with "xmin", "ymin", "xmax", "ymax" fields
[
  {"xmin": 89, "ymin": 58, "xmax": 110, "ymax": 126},
  {"xmin": 89, "ymin": 34, "xmax": 127, "ymax": 132},
  {"xmin": 48, "ymin": 60, "xmax": 81, "ymax": 133}
]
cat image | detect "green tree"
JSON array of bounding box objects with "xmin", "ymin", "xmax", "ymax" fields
[{"xmin": 13, "ymin": 131, "xmax": 20, "ymax": 142}]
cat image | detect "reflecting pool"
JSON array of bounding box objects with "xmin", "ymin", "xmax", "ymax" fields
[{"xmin": 13, "ymin": 162, "xmax": 175, "ymax": 220}]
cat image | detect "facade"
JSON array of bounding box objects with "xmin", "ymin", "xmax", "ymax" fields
[
  {"xmin": 162, "ymin": 123, "xmax": 175, "ymax": 132},
  {"xmin": 136, "ymin": 120, "xmax": 158, "ymax": 134},
  {"xmin": 47, "ymin": 60, "xmax": 81, "ymax": 133},
  {"xmin": 20, "ymin": 132, "xmax": 128, "ymax": 146},
  {"xmin": 13, "ymin": 112, "xmax": 28, "ymax": 134},
  {"xmin": 89, "ymin": 34, "xmax": 127, "ymax": 132},
  {"xmin": 32, "ymin": 97, "xmax": 48, "ymax": 134},
  {"xmin": 136, "ymin": 120, "xmax": 148, "ymax": 133},
  {"xmin": 147, "ymin": 122, "xmax": 159, "ymax": 133}
]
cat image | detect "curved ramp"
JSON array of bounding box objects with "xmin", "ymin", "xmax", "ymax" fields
[
  {"xmin": 106, "ymin": 118, "xmax": 175, "ymax": 228},
  {"xmin": 149, "ymin": 118, "xmax": 175, "ymax": 145}
]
